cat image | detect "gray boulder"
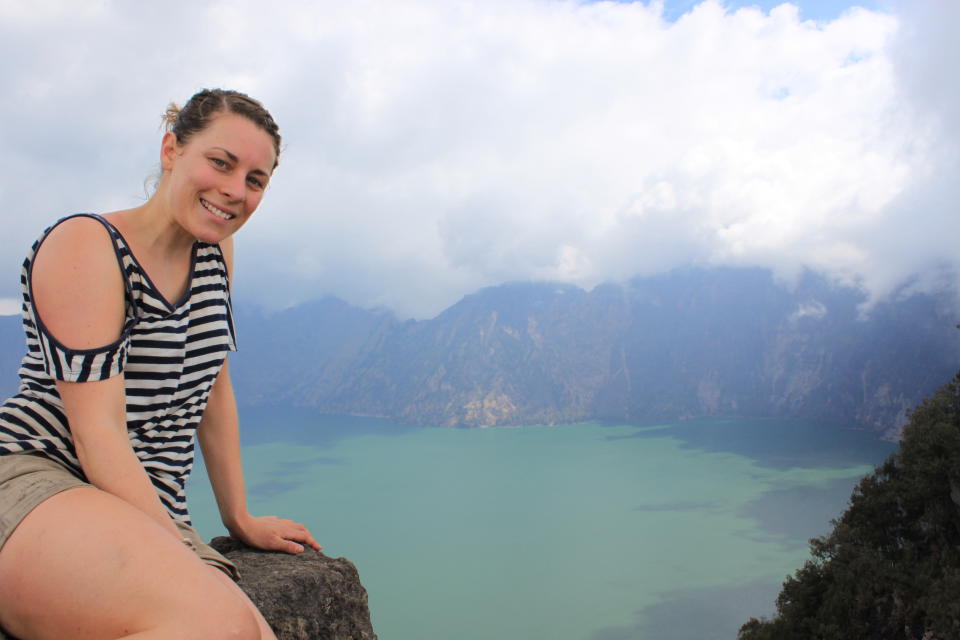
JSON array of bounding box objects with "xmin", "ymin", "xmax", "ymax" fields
[{"xmin": 210, "ymin": 536, "xmax": 379, "ymax": 640}]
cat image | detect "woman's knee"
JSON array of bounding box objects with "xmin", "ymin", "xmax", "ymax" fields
[
  {"xmin": 113, "ymin": 571, "xmax": 261, "ymax": 640},
  {"xmin": 206, "ymin": 567, "xmax": 276, "ymax": 640},
  {"xmin": 172, "ymin": 593, "xmax": 262, "ymax": 640}
]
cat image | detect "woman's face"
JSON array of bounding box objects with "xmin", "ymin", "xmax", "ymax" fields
[{"xmin": 161, "ymin": 112, "xmax": 277, "ymax": 243}]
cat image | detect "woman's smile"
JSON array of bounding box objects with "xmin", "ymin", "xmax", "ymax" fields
[{"xmin": 200, "ymin": 197, "xmax": 236, "ymax": 222}]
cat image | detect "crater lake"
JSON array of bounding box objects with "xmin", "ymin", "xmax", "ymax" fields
[{"xmin": 187, "ymin": 407, "xmax": 895, "ymax": 640}]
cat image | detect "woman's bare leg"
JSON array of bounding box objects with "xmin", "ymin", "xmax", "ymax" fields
[
  {"xmin": 0, "ymin": 487, "xmax": 261, "ymax": 640},
  {"xmin": 209, "ymin": 568, "xmax": 277, "ymax": 640}
]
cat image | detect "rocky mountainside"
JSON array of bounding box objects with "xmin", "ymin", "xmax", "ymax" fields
[{"xmin": 224, "ymin": 268, "xmax": 959, "ymax": 437}]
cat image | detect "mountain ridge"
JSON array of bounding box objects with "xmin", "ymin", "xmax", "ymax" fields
[{"xmin": 225, "ymin": 267, "xmax": 959, "ymax": 437}]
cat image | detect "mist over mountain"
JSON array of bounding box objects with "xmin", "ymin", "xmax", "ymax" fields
[{"xmin": 225, "ymin": 267, "xmax": 959, "ymax": 438}]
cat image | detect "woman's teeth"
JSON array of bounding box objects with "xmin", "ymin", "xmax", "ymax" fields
[{"xmin": 201, "ymin": 199, "xmax": 235, "ymax": 220}]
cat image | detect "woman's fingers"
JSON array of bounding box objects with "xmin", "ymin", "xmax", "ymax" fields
[
  {"xmin": 277, "ymin": 520, "xmax": 322, "ymax": 552},
  {"xmin": 244, "ymin": 516, "xmax": 323, "ymax": 554},
  {"xmin": 267, "ymin": 535, "xmax": 304, "ymax": 554},
  {"xmin": 286, "ymin": 527, "xmax": 322, "ymax": 551}
]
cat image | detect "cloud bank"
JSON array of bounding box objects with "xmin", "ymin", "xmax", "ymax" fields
[{"xmin": 0, "ymin": 0, "xmax": 955, "ymax": 318}]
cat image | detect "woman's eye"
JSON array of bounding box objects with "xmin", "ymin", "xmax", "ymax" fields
[
  {"xmin": 247, "ymin": 176, "xmax": 265, "ymax": 189},
  {"xmin": 210, "ymin": 157, "xmax": 228, "ymax": 168}
]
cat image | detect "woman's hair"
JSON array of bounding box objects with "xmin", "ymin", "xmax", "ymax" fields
[{"xmin": 162, "ymin": 89, "xmax": 282, "ymax": 169}]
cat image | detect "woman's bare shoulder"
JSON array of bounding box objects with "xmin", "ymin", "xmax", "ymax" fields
[{"xmin": 31, "ymin": 216, "xmax": 126, "ymax": 350}]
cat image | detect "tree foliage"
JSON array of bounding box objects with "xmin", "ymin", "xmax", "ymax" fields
[{"xmin": 739, "ymin": 372, "xmax": 960, "ymax": 640}]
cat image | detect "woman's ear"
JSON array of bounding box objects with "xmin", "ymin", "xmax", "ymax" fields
[{"xmin": 160, "ymin": 131, "xmax": 179, "ymax": 172}]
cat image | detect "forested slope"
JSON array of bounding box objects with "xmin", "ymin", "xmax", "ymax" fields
[{"xmin": 739, "ymin": 372, "xmax": 960, "ymax": 639}]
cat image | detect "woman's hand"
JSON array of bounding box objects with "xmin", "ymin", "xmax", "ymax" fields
[{"xmin": 227, "ymin": 514, "xmax": 322, "ymax": 554}]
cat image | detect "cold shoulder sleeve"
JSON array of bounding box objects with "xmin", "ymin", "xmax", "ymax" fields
[
  {"xmin": 21, "ymin": 214, "xmax": 136, "ymax": 383},
  {"xmin": 32, "ymin": 324, "xmax": 133, "ymax": 383}
]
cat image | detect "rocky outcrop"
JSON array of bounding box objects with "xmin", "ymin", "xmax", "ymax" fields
[
  {"xmin": 0, "ymin": 538, "xmax": 377, "ymax": 640},
  {"xmin": 210, "ymin": 536, "xmax": 378, "ymax": 640}
]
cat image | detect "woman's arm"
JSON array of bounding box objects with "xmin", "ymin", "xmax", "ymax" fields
[
  {"xmin": 197, "ymin": 363, "xmax": 320, "ymax": 553},
  {"xmin": 59, "ymin": 376, "xmax": 182, "ymax": 539},
  {"xmin": 198, "ymin": 236, "xmax": 321, "ymax": 554},
  {"xmin": 32, "ymin": 217, "xmax": 182, "ymax": 539}
]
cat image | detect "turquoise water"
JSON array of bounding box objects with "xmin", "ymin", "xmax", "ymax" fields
[{"xmin": 187, "ymin": 409, "xmax": 895, "ymax": 640}]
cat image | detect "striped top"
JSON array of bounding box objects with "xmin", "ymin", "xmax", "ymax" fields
[{"xmin": 0, "ymin": 213, "xmax": 237, "ymax": 524}]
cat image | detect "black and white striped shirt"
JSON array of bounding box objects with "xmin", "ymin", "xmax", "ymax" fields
[{"xmin": 0, "ymin": 213, "xmax": 237, "ymax": 524}]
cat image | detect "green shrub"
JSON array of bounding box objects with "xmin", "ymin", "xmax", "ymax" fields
[{"xmin": 739, "ymin": 372, "xmax": 960, "ymax": 640}]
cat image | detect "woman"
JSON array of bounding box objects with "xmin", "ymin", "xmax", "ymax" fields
[{"xmin": 0, "ymin": 89, "xmax": 319, "ymax": 639}]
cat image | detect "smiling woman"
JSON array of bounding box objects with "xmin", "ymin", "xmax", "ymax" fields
[{"xmin": 0, "ymin": 89, "xmax": 319, "ymax": 640}]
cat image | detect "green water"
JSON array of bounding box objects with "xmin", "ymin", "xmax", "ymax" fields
[{"xmin": 187, "ymin": 410, "xmax": 895, "ymax": 640}]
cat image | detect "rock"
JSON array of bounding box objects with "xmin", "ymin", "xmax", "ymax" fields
[
  {"xmin": 210, "ymin": 536, "xmax": 379, "ymax": 640},
  {"xmin": 0, "ymin": 537, "xmax": 377, "ymax": 640}
]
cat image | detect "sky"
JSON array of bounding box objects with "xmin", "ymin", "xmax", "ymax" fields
[{"xmin": 0, "ymin": 0, "xmax": 956, "ymax": 319}]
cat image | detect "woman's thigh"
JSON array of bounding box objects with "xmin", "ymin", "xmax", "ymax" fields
[
  {"xmin": 208, "ymin": 567, "xmax": 277, "ymax": 640},
  {"xmin": 0, "ymin": 487, "xmax": 258, "ymax": 640}
]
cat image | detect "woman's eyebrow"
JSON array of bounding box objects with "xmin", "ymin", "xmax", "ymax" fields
[{"xmin": 212, "ymin": 147, "xmax": 239, "ymax": 163}]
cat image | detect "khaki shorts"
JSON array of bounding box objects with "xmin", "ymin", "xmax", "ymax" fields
[{"xmin": 0, "ymin": 453, "xmax": 239, "ymax": 581}]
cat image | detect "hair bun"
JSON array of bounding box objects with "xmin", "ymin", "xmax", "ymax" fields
[{"xmin": 162, "ymin": 103, "xmax": 181, "ymax": 132}]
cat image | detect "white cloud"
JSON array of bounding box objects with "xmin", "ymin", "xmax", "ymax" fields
[
  {"xmin": 0, "ymin": 298, "xmax": 20, "ymax": 316},
  {"xmin": 791, "ymin": 300, "xmax": 827, "ymax": 322},
  {"xmin": 0, "ymin": 0, "xmax": 954, "ymax": 318},
  {"xmin": 0, "ymin": 0, "xmax": 107, "ymax": 24}
]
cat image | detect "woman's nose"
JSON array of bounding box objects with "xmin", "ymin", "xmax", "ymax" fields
[{"xmin": 220, "ymin": 175, "xmax": 246, "ymax": 202}]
